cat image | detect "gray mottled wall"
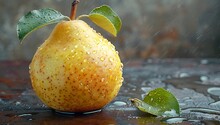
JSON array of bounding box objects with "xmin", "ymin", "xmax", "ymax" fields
[{"xmin": 0, "ymin": 0, "xmax": 219, "ymax": 60}]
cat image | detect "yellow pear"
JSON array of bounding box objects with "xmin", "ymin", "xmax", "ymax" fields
[{"xmin": 29, "ymin": 20, "xmax": 123, "ymax": 112}]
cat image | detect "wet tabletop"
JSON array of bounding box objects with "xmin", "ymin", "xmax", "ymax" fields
[{"xmin": 0, "ymin": 59, "xmax": 220, "ymax": 125}]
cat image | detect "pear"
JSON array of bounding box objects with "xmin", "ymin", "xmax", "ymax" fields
[{"xmin": 29, "ymin": 20, "xmax": 123, "ymax": 112}]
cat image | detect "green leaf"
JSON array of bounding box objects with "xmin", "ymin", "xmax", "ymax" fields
[
  {"xmin": 88, "ymin": 5, "xmax": 122, "ymax": 37},
  {"xmin": 17, "ymin": 8, "xmax": 70, "ymax": 42},
  {"xmin": 130, "ymin": 88, "xmax": 180, "ymax": 117}
]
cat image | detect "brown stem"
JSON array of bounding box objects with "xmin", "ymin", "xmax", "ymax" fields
[{"xmin": 70, "ymin": 0, "xmax": 80, "ymax": 20}]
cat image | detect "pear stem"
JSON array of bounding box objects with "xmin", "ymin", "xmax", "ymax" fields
[{"xmin": 70, "ymin": 0, "xmax": 80, "ymax": 20}]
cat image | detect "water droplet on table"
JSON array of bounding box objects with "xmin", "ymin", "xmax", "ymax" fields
[
  {"xmin": 207, "ymin": 87, "xmax": 220, "ymax": 97},
  {"xmin": 200, "ymin": 76, "xmax": 209, "ymax": 82},
  {"xmin": 18, "ymin": 114, "xmax": 32, "ymax": 117},
  {"xmin": 179, "ymin": 73, "xmax": 189, "ymax": 78},
  {"xmin": 112, "ymin": 101, "xmax": 127, "ymax": 107},
  {"xmin": 162, "ymin": 117, "xmax": 186, "ymax": 124},
  {"xmin": 15, "ymin": 101, "xmax": 21, "ymax": 105},
  {"xmin": 200, "ymin": 59, "xmax": 209, "ymax": 64}
]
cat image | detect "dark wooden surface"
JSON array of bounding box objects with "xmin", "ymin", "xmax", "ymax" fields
[{"xmin": 0, "ymin": 59, "xmax": 220, "ymax": 125}]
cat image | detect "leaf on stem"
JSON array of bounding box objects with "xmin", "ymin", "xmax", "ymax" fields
[
  {"xmin": 17, "ymin": 8, "xmax": 70, "ymax": 42},
  {"xmin": 88, "ymin": 5, "xmax": 122, "ymax": 37}
]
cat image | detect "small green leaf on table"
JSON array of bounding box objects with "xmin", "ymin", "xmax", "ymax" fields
[{"xmin": 130, "ymin": 88, "xmax": 180, "ymax": 117}]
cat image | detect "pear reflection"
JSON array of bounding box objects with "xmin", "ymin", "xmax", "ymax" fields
[{"xmin": 40, "ymin": 111, "xmax": 116, "ymax": 125}]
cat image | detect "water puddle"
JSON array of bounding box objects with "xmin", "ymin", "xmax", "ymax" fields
[
  {"xmin": 209, "ymin": 101, "xmax": 220, "ymax": 106},
  {"xmin": 164, "ymin": 76, "xmax": 220, "ymax": 101}
]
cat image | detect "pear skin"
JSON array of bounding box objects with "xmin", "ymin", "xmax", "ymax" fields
[{"xmin": 29, "ymin": 20, "xmax": 123, "ymax": 112}]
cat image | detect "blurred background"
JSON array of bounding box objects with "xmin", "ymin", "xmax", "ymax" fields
[{"xmin": 0, "ymin": 0, "xmax": 219, "ymax": 61}]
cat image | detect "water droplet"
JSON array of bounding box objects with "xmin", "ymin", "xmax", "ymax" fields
[
  {"xmin": 15, "ymin": 101, "xmax": 21, "ymax": 105},
  {"xmin": 162, "ymin": 117, "xmax": 186, "ymax": 124},
  {"xmin": 120, "ymin": 67, "xmax": 123, "ymax": 71},
  {"xmin": 112, "ymin": 101, "xmax": 127, "ymax": 106},
  {"xmin": 128, "ymin": 115, "xmax": 140, "ymax": 119},
  {"xmin": 100, "ymin": 57, "xmax": 104, "ymax": 61},
  {"xmin": 67, "ymin": 27, "xmax": 71, "ymax": 30},
  {"xmin": 84, "ymin": 85, "xmax": 89, "ymax": 90},
  {"xmin": 101, "ymin": 78, "xmax": 105, "ymax": 82},
  {"xmin": 18, "ymin": 114, "xmax": 32, "ymax": 117},
  {"xmin": 83, "ymin": 109, "xmax": 102, "ymax": 115},
  {"xmin": 38, "ymin": 47, "xmax": 43, "ymax": 51},
  {"xmin": 132, "ymin": 88, "xmax": 136, "ymax": 91},
  {"xmin": 179, "ymin": 73, "xmax": 189, "ymax": 78},
  {"xmin": 200, "ymin": 59, "xmax": 208, "ymax": 64},
  {"xmin": 121, "ymin": 63, "xmax": 124, "ymax": 67},
  {"xmin": 162, "ymin": 109, "xmax": 179, "ymax": 117},
  {"xmin": 80, "ymin": 68, "xmax": 85, "ymax": 72},
  {"xmin": 109, "ymin": 58, "xmax": 114, "ymax": 62},
  {"xmin": 207, "ymin": 87, "xmax": 220, "ymax": 97},
  {"xmin": 121, "ymin": 77, "xmax": 124, "ymax": 82},
  {"xmin": 31, "ymin": 10, "xmax": 38, "ymax": 14},
  {"xmin": 115, "ymin": 77, "xmax": 118, "ymax": 81},
  {"xmin": 150, "ymin": 98, "xmax": 154, "ymax": 101},
  {"xmin": 116, "ymin": 51, "xmax": 119, "ymax": 55},
  {"xmin": 86, "ymin": 51, "xmax": 90, "ymax": 55},
  {"xmin": 200, "ymin": 76, "xmax": 209, "ymax": 82}
]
